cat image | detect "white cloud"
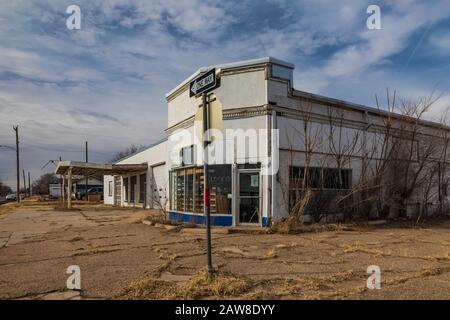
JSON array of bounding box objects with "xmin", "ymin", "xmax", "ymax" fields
[
  {"xmin": 298, "ymin": 0, "xmax": 450, "ymax": 93},
  {"xmin": 1, "ymin": 0, "xmax": 450, "ymax": 188},
  {"xmin": 429, "ymin": 30, "xmax": 450, "ymax": 52}
]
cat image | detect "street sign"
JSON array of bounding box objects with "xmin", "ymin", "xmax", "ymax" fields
[{"xmin": 189, "ymin": 68, "xmax": 217, "ymax": 97}]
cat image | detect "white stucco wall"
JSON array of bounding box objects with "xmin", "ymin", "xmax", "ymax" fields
[
  {"xmin": 103, "ymin": 140, "xmax": 168, "ymax": 209},
  {"xmin": 168, "ymin": 69, "xmax": 268, "ymax": 128}
]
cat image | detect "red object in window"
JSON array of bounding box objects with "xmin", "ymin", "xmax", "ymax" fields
[{"xmin": 204, "ymin": 187, "xmax": 210, "ymax": 208}]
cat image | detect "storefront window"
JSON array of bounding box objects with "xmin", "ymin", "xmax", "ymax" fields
[
  {"xmin": 176, "ymin": 170, "xmax": 185, "ymax": 211},
  {"xmin": 186, "ymin": 168, "xmax": 194, "ymax": 212},
  {"xmin": 169, "ymin": 165, "xmax": 231, "ymax": 215},
  {"xmin": 208, "ymin": 165, "xmax": 232, "ymax": 215},
  {"xmin": 194, "ymin": 167, "xmax": 204, "ymax": 213}
]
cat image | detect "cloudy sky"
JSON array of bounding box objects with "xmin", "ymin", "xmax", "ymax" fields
[{"xmin": 1, "ymin": 0, "xmax": 450, "ymax": 189}]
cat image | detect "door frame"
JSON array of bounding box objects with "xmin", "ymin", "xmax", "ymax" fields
[{"xmin": 236, "ymin": 168, "xmax": 262, "ymax": 226}]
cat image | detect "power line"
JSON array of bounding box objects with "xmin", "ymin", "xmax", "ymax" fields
[
  {"xmin": 0, "ymin": 145, "xmax": 15, "ymax": 151},
  {"xmin": 19, "ymin": 143, "xmax": 113, "ymax": 156}
]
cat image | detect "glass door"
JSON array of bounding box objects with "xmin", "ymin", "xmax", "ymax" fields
[{"xmin": 238, "ymin": 171, "xmax": 260, "ymax": 224}]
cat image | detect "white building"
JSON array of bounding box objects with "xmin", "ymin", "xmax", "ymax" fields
[{"xmin": 102, "ymin": 57, "xmax": 450, "ymax": 227}]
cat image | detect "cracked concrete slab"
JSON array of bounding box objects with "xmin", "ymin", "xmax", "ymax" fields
[{"xmin": 1, "ymin": 203, "xmax": 450, "ymax": 299}]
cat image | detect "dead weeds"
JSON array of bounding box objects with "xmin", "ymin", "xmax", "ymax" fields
[
  {"xmin": 270, "ymin": 221, "xmax": 357, "ymax": 234},
  {"xmin": 384, "ymin": 267, "xmax": 448, "ymax": 286},
  {"xmin": 121, "ymin": 270, "xmax": 250, "ymax": 300}
]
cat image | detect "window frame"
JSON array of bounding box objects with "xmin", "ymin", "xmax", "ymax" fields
[{"xmin": 108, "ymin": 180, "xmax": 113, "ymax": 197}]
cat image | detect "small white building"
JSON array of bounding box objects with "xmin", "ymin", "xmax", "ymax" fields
[{"xmin": 103, "ymin": 57, "xmax": 450, "ymax": 227}]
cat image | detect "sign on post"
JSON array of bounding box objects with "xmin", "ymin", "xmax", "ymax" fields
[{"xmin": 190, "ymin": 68, "xmax": 217, "ymax": 97}]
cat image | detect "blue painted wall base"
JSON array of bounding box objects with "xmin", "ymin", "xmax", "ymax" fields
[{"xmin": 168, "ymin": 212, "xmax": 269, "ymax": 227}]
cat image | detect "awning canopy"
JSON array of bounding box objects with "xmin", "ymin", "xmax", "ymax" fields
[{"xmin": 55, "ymin": 161, "xmax": 148, "ymax": 176}]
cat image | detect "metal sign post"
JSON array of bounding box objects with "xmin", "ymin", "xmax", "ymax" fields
[
  {"xmin": 190, "ymin": 68, "xmax": 218, "ymax": 274},
  {"xmin": 202, "ymin": 92, "xmax": 213, "ymax": 273}
]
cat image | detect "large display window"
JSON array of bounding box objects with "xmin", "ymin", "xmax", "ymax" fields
[{"xmin": 169, "ymin": 165, "xmax": 231, "ymax": 214}]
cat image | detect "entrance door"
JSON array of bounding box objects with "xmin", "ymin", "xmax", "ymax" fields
[{"xmin": 238, "ymin": 171, "xmax": 260, "ymax": 224}]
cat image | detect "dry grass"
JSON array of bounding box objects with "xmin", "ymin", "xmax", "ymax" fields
[
  {"xmin": 270, "ymin": 221, "xmax": 356, "ymax": 234},
  {"xmin": 121, "ymin": 270, "xmax": 250, "ymax": 300},
  {"xmin": 0, "ymin": 202, "xmax": 18, "ymax": 216},
  {"xmin": 264, "ymin": 248, "xmax": 278, "ymax": 259},
  {"xmin": 384, "ymin": 267, "xmax": 446, "ymax": 286},
  {"xmin": 342, "ymin": 242, "xmax": 386, "ymax": 256}
]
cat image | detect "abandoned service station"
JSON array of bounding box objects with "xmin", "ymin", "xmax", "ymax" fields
[{"xmin": 56, "ymin": 57, "xmax": 450, "ymax": 227}]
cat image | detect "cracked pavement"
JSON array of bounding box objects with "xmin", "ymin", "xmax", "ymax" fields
[{"xmin": 1, "ymin": 203, "xmax": 450, "ymax": 299}]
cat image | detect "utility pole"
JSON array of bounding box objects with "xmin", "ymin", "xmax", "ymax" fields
[
  {"xmin": 13, "ymin": 126, "xmax": 20, "ymax": 203},
  {"xmin": 85, "ymin": 141, "xmax": 88, "ymax": 202},
  {"xmin": 28, "ymin": 171, "xmax": 31, "ymax": 197},
  {"xmin": 202, "ymin": 92, "xmax": 213, "ymax": 273},
  {"xmin": 22, "ymin": 169, "xmax": 26, "ymax": 198},
  {"xmin": 59, "ymin": 156, "xmax": 63, "ymax": 203}
]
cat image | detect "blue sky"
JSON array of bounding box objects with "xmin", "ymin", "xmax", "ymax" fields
[{"xmin": 1, "ymin": 0, "xmax": 450, "ymax": 188}]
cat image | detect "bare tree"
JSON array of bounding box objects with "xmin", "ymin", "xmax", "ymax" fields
[
  {"xmin": 0, "ymin": 180, "xmax": 13, "ymax": 196},
  {"xmin": 277, "ymin": 100, "xmax": 324, "ymax": 225},
  {"xmin": 336, "ymin": 90, "xmax": 447, "ymax": 221},
  {"xmin": 326, "ymin": 107, "xmax": 361, "ymax": 220},
  {"xmin": 147, "ymin": 179, "xmax": 169, "ymax": 221},
  {"xmin": 110, "ymin": 145, "xmax": 145, "ymax": 163},
  {"xmin": 32, "ymin": 173, "xmax": 59, "ymax": 195}
]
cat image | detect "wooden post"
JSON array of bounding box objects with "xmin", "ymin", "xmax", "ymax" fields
[
  {"xmin": 67, "ymin": 168, "xmax": 72, "ymax": 209},
  {"xmin": 62, "ymin": 174, "xmax": 65, "ymax": 207},
  {"xmin": 22, "ymin": 169, "xmax": 26, "ymax": 198},
  {"xmin": 13, "ymin": 126, "xmax": 20, "ymax": 203},
  {"xmin": 59, "ymin": 156, "xmax": 63, "ymax": 204},
  {"xmin": 85, "ymin": 141, "xmax": 88, "ymax": 202},
  {"xmin": 28, "ymin": 172, "xmax": 31, "ymax": 197}
]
